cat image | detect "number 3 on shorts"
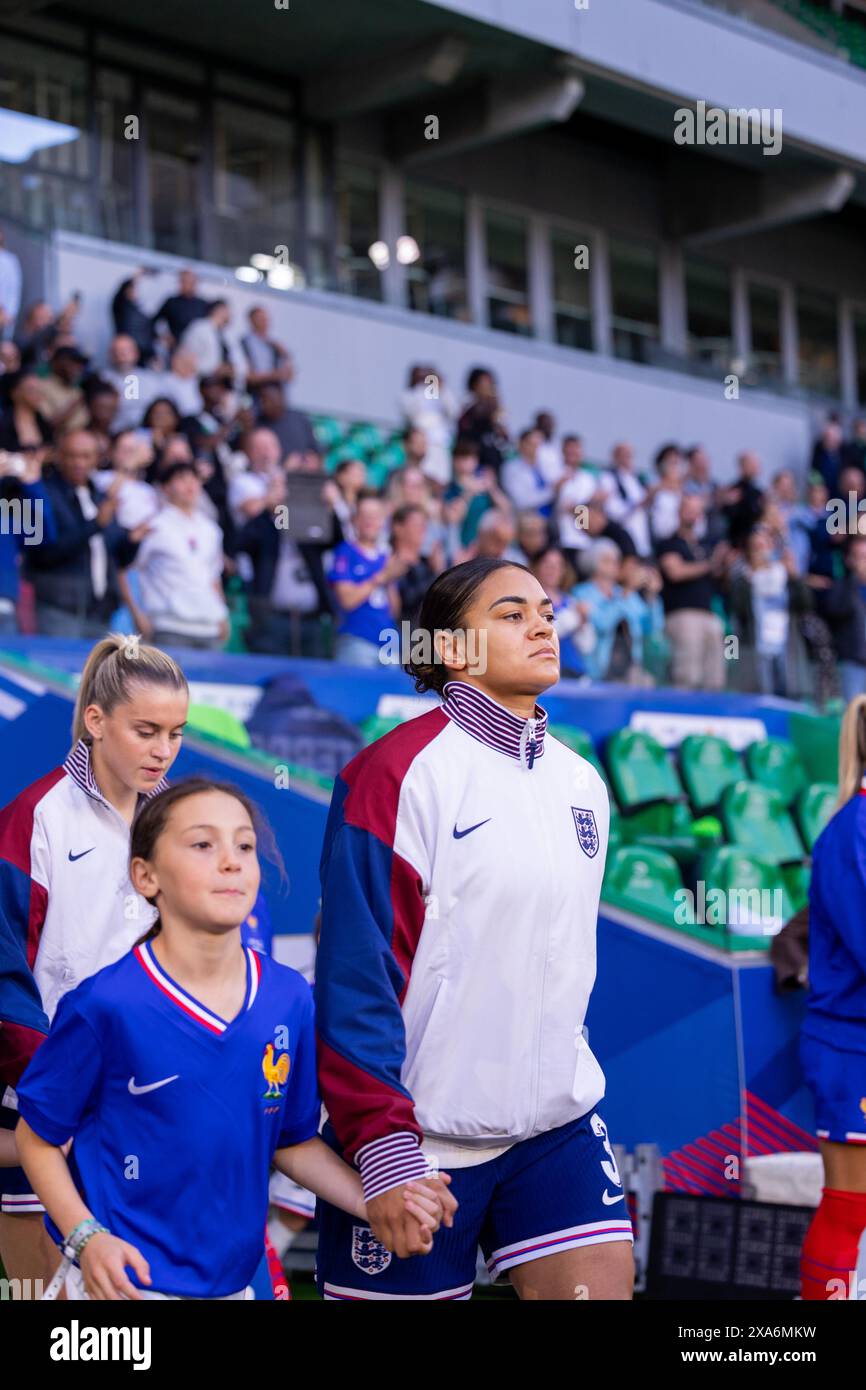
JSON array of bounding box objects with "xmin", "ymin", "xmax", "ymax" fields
[{"xmin": 590, "ymin": 1112, "xmax": 623, "ymax": 1188}]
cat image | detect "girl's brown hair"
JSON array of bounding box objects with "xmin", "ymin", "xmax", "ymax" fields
[
  {"xmin": 131, "ymin": 777, "xmax": 284, "ymax": 944},
  {"xmin": 72, "ymin": 633, "xmax": 188, "ymax": 746}
]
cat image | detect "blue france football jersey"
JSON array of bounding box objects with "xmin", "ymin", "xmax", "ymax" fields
[{"xmin": 16, "ymin": 940, "xmax": 321, "ymax": 1298}]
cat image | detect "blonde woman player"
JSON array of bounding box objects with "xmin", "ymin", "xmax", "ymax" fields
[
  {"xmin": 0, "ymin": 633, "xmax": 189, "ymax": 1291},
  {"xmin": 800, "ymin": 695, "xmax": 866, "ymax": 1299}
]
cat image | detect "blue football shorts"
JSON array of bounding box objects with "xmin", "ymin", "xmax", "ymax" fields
[
  {"xmin": 800, "ymin": 1032, "xmax": 866, "ymax": 1146},
  {"xmin": 316, "ymin": 1107, "xmax": 633, "ymax": 1300}
]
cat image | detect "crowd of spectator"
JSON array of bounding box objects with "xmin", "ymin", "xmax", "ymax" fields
[{"xmin": 0, "ymin": 233, "xmax": 864, "ymax": 705}]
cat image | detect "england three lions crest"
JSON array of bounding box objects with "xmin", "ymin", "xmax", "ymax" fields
[
  {"xmin": 572, "ymin": 807, "xmax": 599, "ymax": 858},
  {"xmin": 351, "ymin": 1225, "xmax": 392, "ymax": 1276}
]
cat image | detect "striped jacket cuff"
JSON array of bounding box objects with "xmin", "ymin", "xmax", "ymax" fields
[{"xmin": 356, "ymin": 1131, "xmax": 430, "ymax": 1203}]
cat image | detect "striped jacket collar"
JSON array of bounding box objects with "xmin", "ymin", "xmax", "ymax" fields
[
  {"xmin": 63, "ymin": 739, "xmax": 170, "ymax": 808},
  {"xmin": 441, "ymin": 680, "xmax": 548, "ymax": 766}
]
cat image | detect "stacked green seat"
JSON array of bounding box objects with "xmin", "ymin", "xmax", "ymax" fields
[
  {"xmin": 602, "ymin": 846, "xmax": 683, "ymax": 929},
  {"xmin": 605, "ymin": 729, "xmax": 683, "ymax": 809},
  {"xmin": 720, "ymin": 780, "xmax": 805, "ymax": 866},
  {"xmin": 549, "ymin": 724, "xmax": 607, "ymax": 784},
  {"xmin": 346, "ymin": 422, "xmax": 386, "ymax": 454},
  {"xmin": 679, "ymin": 734, "xmax": 745, "ymax": 815},
  {"xmin": 313, "ymin": 415, "xmax": 345, "ymax": 451},
  {"xmin": 606, "ymin": 729, "xmax": 701, "ymax": 864},
  {"xmin": 745, "ymin": 738, "xmax": 807, "ymax": 807},
  {"xmin": 698, "ymin": 845, "xmax": 796, "ymax": 945},
  {"xmin": 795, "ymin": 782, "xmax": 837, "ymax": 852},
  {"xmin": 358, "ymin": 713, "xmax": 403, "ymax": 745}
]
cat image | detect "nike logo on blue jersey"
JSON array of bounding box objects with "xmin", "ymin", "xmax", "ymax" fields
[
  {"xmin": 68, "ymin": 848, "xmax": 95, "ymax": 862},
  {"xmin": 128, "ymin": 1075, "xmax": 179, "ymax": 1095},
  {"xmin": 453, "ymin": 819, "xmax": 491, "ymax": 839},
  {"xmin": 601, "ymin": 1189, "xmax": 625, "ymax": 1205}
]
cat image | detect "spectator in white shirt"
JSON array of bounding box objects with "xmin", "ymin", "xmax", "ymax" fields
[
  {"xmin": 502, "ymin": 428, "xmax": 556, "ymax": 514},
  {"xmin": 0, "ymin": 227, "xmax": 22, "ymax": 342},
  {"xmin": 227, "ymin": 427, "xmax": 286, "ymax": 531},
  {"xmin": 533, "ymin": 410, "xmax": 566, "ymax": 485},
  {"xmin": 123, "ymin": 459, "xmax": 228, "ymax": 649},
  {"xmin": 556, "ymin": 434, "xmax": 609, "ymax": 561},
  {"xmin": 92, "ymin": 431, "xmax": 160, "ymax": 530},
  {"xmin": 179, "ymin": 299, "xmax": 246, "ymax": 384},
  {"xmin": 603, "ymin": 441, "xmax": 652, "ymax": 557},
  {"xmin": 163, "ymin": 347, "xmax": 204, "ymax": 419},
  {"xmin": 648, "ymin": 442, "xmax": 686, "ymax": 547},
  {"xmin": 102, "ymin": 334, "xmax": 163, "ymax": 431},
  {"xmin": 399, "ymin": 363, "xmax": 458, "ymax": 489}
]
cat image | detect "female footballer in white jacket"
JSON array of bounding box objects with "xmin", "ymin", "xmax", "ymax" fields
[
  {"xmin": 0, "ymin": 633, "xmax": 188, "ymax": 1290},
  {"xmin": 315, "ymin": 556, "xmax": 634, "ymax": 1300}
]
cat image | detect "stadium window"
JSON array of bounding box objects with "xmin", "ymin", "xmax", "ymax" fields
[
  {"xmin": 334, "ymin": 158, "xmax": 382, "ymax": 302},
  {"xmin": 854, "ymin": 310, "xmax": 866, "ymax": 406},
  {"xmin": 609, "ymin": 237, "xmax": 660, "ymax": 364},
  {"xmin": 746, "ymin": 281, "xmax": 783, "ymax": 388},
  {"xmin": 797, "ymin": 288, "xmax": 840, "ymax": 399},
  {"xmin": 0, "ymin": 36, "xmax": 93, "ymax": 235},
  {"xmin": 485, "ymin": 208, "xmax": 532, "ymax": 336},
  {"xmin": 213, "ymin": 101, "xmax": 300, "ymax": 281},
  {"xmin": 551, "ymin": 227, "xmax": 593, "ymax": 350},
  {"xmin": 95, "ymin": 70, "xmax": 136, "ymax": 246},
  {"xmin": 685, "ymin": 257, "xmax": 732, "ymax": 372},
  {"xmin": 404, "ymin": 181, "xmax": 468, "ymax": 320},
  {"xmin": 143, "ymin": 89, "xmax": 204, "ymax": 259}
]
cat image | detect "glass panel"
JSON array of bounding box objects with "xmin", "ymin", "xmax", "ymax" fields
[
  {"xmin": 144, "ymin": 90, "xmax": 203, "ymax": 258},
  {"xmin": 334, "ymin": 158, "xmax": 381, "ymax": 301},
  {"xmin": 797, "ymin": 289, "xmax": 839, "ymax": 398},
  {"xmin": 551, "ymin": 227, "xmax": 592, "ymax": 350},
  {"xmin": 485, "ymin": 208, "xmax": 530, "ymax": 335},
  {"xmin": 404, "ymin": 180, "xmax": 468, "ymax": 320},
  {"xmin": 609, "ymin": 237, "xmax": 659, "ymax": 364},
  {"xmin": 95, "ymin": 69, "xmax": 135, "ymax": 246},
  {"xmin": 213, "ymin": 100, "xmax": 300, "ymax": 282},
  {"xmin": 0, "ymin": 36, "xmax": 92, "ymax": 234},
  {"xmin": 685, "ymin": 258, "xmax": 731, "ymax": 370},
  {"xmin": 304, "ymin": 128, "xmax": 330, "ymax": 290},
  {"xmin": 854, "ymin": 311, "xmax": 866, "ymax": 407},
  {"xmin": 746, "ymin": 282, "xmax": 782, "ymax": 387},
  {"xmin": 215, "ymin": 70, "xmax": 293, "ymax": 113}
]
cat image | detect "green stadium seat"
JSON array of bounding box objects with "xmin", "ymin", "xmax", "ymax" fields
[
  {"xmin": 781, "ymin": 862, "xmax": 810, "ymax": 914},
  {"xmin": 605, "ymin": 729, "xmax": 685, "ymax": 810},
  {"xmin": 795, "ymin": 782, "xmax": 837, "ymax": 852},
  {"xmin": 608, "ymin": 807, "xmax": 623, "ymax": 854},
  {"xmin": 619, "ymin": 799, "xmax": 702, "ymax": 866},
  {"xmin": 548, "ymin": 724, "xmax": 607, "ymax": 785},
  {"xmin": 602, "ymin": 845, "xmax": 683, "ymax": 928},
  {"xmin": 358, "ymin": 713, "xmax": 403, "ymax": 744},
  {"xmin": 186, "ymin": 703, "xmax": 251, "ymax": 750},
  {"xmin": 679, "ymin": 734, "xmax": 745, "ymax": 814},
  {"xmin": 325, "ymin": 441, "xmax": 364, "ymax": 471},
  {"xmin": 697, "ymin": 845, "xmax": 795, "ymax": 939},
  {"xmin": 346, "ymin": 422, "xmax": 386, "ymax": 454},
  {"xmin": 720, "ymin": 780, "xmax": 805, "ymax": 866},
  {"xmin": 745, "ymin": 738, "xmax": 808, "ymax": 806},
  {"xmin": 312, "ymin": 415, "xmax": 345, "ymax": 450}
]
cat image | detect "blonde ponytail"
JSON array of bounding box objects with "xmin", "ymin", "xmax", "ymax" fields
[
  {"xmin": 71, "ymin": 633, "xmax": 188, "ymax": 746},
  {"xmin": 835, "ymin": 694, "xmax": 866, "ymax": 810}
]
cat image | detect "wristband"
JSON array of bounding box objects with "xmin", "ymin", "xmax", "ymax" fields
[{"xmin": 62, "ymin": 1217, "xmax": 109, "ymax": 1263}]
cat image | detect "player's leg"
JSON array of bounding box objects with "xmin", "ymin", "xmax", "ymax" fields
[
  {"xmin": 509, "ymin": 1238, "xmax": 633, "ymax": 1300},
  {"xmin": 482, "ymin": 1109, "xmax": 634, "ymax": 1303},
  {"xmin": 799, "ymin": 1036, "xmax": 866, "ymax": 1300},
  {"xmin": 0, "ymin": 1210, "xmax": 61, "ymax": 1294}
]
